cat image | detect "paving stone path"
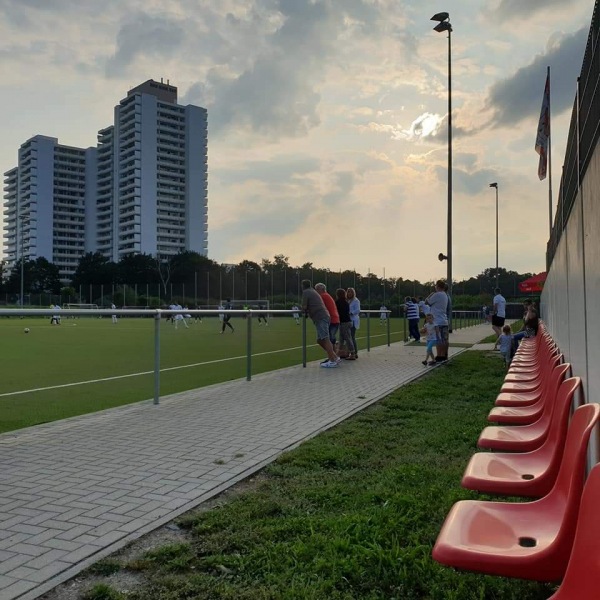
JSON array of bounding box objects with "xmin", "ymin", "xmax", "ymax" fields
[{"xmin": 0, "ymin": 324, "xmax": 493, "ymax": 599}]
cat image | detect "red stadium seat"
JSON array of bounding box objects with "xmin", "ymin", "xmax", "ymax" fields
[
  {"xmin": 432, "ymin": 403, "xmax": 600, "ymax": 581},
  {"xmin": 478, "ymin": 378, "xmax": 580, "ymax": 452},
  {"xmin": 548, "ymin": 463, "xmax": 600, "ymax": 599},
  {"xmin": 488, "ymin": 363, "xmax": 570, "ymax": 425}
]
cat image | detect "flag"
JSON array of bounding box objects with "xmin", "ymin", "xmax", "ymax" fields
[{"xmin": 535, "ymin": 70, "xmax": 550, "ymax": 181}]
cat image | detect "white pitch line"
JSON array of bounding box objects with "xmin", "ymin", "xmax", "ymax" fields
[{"xmin": 0, "ymin": 332, "xmax": 401, "ymax": 399}]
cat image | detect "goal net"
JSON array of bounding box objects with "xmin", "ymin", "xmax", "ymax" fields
[
  {"xmin": 63, "ymin": 303, "xmax": 99, "ymax": 317},
  {"xmin": 63, "ymin": 303, "xmax": 99, "ymax": 310}
]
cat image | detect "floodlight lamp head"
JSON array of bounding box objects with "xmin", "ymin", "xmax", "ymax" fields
[
  {"xmin": 489, "ymin": 182, "xmax": 498, "ymax": 188},
  {"xmin": 438, "ymin": 253, "xmax": 448, "ymax": 262},
  {"xmin": 431, "ymin": 12, "xmax": 449, "ymax": 22},
  {"xmin": 433, "ymin": 21, "xmax": 452, "ymax": 33}
]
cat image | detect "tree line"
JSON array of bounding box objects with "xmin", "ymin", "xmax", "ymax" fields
[{"xmin": 0, "ymin": 251, "xmax": 537, "ymax": 309}]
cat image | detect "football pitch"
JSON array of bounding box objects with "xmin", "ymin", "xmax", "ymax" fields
[{"xmin": 0, "ymin": 315, "xmax": 404, "ymax": 434}]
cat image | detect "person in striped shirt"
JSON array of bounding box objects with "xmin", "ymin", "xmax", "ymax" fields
[{"xmin": 405, "ymin": 296, "xmax": 420, "ymax": 342}]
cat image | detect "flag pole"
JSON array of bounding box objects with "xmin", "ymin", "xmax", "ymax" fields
[{"xmin": 547, "ymin": 66, "xmax": 553, "ymax": 237}]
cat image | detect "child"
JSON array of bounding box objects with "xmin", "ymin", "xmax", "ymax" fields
[
  {"xmin": 420, "ymin": 314, "xmax": 438, "ymax": 366},
  {"xmin": 498, "ymin": 324, "xmax": 513, "ymax": 368}
]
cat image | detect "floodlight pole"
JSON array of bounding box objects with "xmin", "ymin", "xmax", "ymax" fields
[
  {"xmin": 431, "ymin": 12, "xmax": 453, "ymax": 328},
  {"xmin": 490, "ymin": 183, "xmax": 499, "ymax": 288}
]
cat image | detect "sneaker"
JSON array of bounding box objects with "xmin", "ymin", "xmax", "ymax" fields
[
  {"xmin": 335, "ymin": 357, "xmax": 342, "ymax": 364},
  {"xmin": 320, "ymin": 360, "xmax": 338, "ymax": 368},
  {"xmin": 321, "ymin": 359, "xmax": 329, "ymax": 364},
  {"xmin": 422, "ymin": 360, "xmax": 428, "ymax": 366}
]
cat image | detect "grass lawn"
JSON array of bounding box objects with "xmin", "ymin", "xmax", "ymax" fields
[
  {"xmin": 0, "ymin": 316, "xmax": 403, "ymax": 433},
  {"xmin": 75, "ymin": 352, "xmax": 555, "ymax": 600}
]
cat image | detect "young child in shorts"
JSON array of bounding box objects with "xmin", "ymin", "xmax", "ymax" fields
[
  {"xmin": 420, "ymin": 314, "xmax": 438, "ymax": 366},
  {"xmin": 498, "ymin": 324, "xmax": 513, "ymax": 368}
]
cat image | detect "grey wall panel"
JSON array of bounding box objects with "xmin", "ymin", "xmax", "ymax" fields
[
  {"xmin": 565, "ymin": 199, "xmax": 587, "ymax": 383},
  {"xmin": 582, "ymin": 144, "xmax": 600, "ymax": 406}
]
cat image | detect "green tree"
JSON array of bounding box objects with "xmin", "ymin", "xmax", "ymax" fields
[
  {"xmin": 71, "ymin": 252, "xmax": 117, "ymax": 288},
  {"xmin": 117, "ymin": 253, "xmax": 159, "ymax": 286}
]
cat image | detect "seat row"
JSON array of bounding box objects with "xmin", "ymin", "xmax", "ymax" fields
[{"xmin": 432, "ymin": 326, "xmax": 600, "ymax": 598}]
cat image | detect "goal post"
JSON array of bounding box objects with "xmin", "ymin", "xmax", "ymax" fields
[{"xmin": 62, "ymin": 303, "xmax": 99, "ymax": 318}]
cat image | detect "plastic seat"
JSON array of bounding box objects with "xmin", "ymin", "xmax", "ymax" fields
[
  {"xmin": 504, "ymin": 348, "xmax": 560, "ymax": 381},
  {"xmin": 500, "ymin": 355, "xmax": 561, "ymax": 394},
  {"xmin": 548, "ymin": 463, "xmax": 600, "ymax": 599},
  {"xmin": 478, "ymin": 377, "xmax": 580, "ymax": 452},
  {"xmin": 488, "ymin": 363, "xmax": 571, "ymax": 425},
  {"xmin": 463, "ymin": 380, "xmax": 586, "ymax": 498},
  {"xmin": 432, "ymin": 403, "xmax": 600, "ymax": 581}
]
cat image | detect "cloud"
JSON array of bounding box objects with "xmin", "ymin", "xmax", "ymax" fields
[
  {"xmin": 435, "ymin": 165, "xmax": 498, "ymax": 196},
  {"xmin": 493, "ymin": 0, "xmax": 577, "ymax": 21},
  {"xmin": 106, "ymin": 12, "xmax": 186, "ymax": 77},
  {"xmin": 485, "ymin": 26, "xmax": 588, "ymax": 128}
]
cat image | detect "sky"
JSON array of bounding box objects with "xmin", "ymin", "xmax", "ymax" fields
[{"xmin": 0, "ymin": 0, "xmax": 593, "ymax": 282}]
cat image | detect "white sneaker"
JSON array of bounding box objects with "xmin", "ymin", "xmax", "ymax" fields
[
  {"xmin": 320, "ymin": 360, "xmax": 338, "ymax": 368},
  {"xmin": 335, "ymin": 356, "xmax": 342, "ymax": 364}
]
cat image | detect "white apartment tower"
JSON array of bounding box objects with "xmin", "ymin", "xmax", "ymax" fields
[
  {"xmin": 3, "ymin": 136, "xmax": 88, "ymax": 281},
  {"xmin": 3, "ymin": 79, "xmax": 208, "ymax": 280}
]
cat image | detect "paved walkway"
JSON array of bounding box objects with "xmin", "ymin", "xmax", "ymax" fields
[{"xmin": 0, "ymin": 324, "xmax": 494, "ymax": 600}]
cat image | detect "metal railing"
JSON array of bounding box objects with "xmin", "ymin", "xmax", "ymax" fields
[
  {"xmin": 401, "ymin": 310, "xmax": 488, "ymax": 341},
  {"xmin": 0, "ymin": 308, "xmax": 394, "ymax": 406}
]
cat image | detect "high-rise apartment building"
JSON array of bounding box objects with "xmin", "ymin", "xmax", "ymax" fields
[{"xmin": 3, "ymin": 79, "xmax": 208, "ymax": 281}]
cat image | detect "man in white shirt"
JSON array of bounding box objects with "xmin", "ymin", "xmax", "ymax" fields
[
  {"xmin": 111, "ymin": 303, "xmax": 117, "ymax": 324},
  {"xmin": 491, "ymin": 287, "xmax": 506, "ymax": 345},
  {"xmin": 426, "ymin": 280, "xmax": 449, "ymax": 362}
]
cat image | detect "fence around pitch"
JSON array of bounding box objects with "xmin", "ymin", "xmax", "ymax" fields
[
  {"xmin": 0, "ymin": 308, "xmax": 393, "ymax": 406},
  {"xmin": 400, "ymin": 309, "xmax": 489, "ymax": 341}
]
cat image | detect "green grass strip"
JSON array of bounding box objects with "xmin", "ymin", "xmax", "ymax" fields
[{"xmin": 92, "ymin": 351, "xmax": 555, "ymax": 600}]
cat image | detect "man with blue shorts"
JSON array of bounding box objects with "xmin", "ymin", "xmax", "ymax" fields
[{"xmin": 301, "ymin": 280, "xmax": 339, "ymax": 368}]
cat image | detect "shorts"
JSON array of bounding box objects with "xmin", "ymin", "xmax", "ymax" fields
[
  {"xmin": 501, "ymin": 350, "xmax": 511, "ymax": 365},
  {"xmin": 426, "ymin": 340, "xmax": 436, "ymax": 353},
  {"xmin": 314, "ymin": 317, "xmax": 331, "ymax": 341},
  {"xmin": 492, "ymin": 315, "xmax": 505, "ymax": 327},
  {"xmin": 437, "ymin": 325, "xmax": 449, "ymax": 343}
]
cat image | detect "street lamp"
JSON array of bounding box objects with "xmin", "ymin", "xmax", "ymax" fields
[
  {"xmin": 431, "ymin": 11, "xmax": 453, "ymax": 321},
  {"xmin": 489, "ymin": 183, "xmax": 499, "ymax": 288},
  {"xmin": 19, "ymin": 215, "xmax": 29, "ymax": 307}
]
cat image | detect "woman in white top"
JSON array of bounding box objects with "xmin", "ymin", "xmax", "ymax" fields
[{"xmin": 347, "ymin": 287, "xmax": 361, "ymax": 359}]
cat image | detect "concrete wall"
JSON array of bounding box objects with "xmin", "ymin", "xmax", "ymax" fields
[{"xmin": 542, "ymin": 141, "xmax": 600, "ymax": 461}]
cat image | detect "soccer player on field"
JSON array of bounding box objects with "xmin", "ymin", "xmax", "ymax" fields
[{"xmin": 220, "ymin": 299, "xmax": 235, "ymax": 333}]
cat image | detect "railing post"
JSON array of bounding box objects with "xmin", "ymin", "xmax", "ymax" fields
[
  {"xmin": 367, "ymin": 310, "xmax": 371, "ymax": 352},
  {"xmin": 302, "ymin": 312, "xmax": 307, "ymax": 367},
  {"xmin": 246, "ymin": 310, "xmax": 252, "ymax": 381},
  {"xmin": 387, "ymin": 310, "xmax": 391, "ymax": 346},
  {"xmin": 154, "ymin": 311, "xmax": 161, "ymax": 405}
]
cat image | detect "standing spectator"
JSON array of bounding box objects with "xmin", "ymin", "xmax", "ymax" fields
[
  {"xmin": 426, "ymin": 280, "xmax": 449, "ymax": 362},
  {"xmin": 405, "ymin": 296, "xmax": 420, "ymax": 342},
  {"xmin": 220, "ymin": 299, "xmax": 235, "ymax": 333},
  {"xmin": 380, "ymin": 304, "xmax": 388, "ymax": 325},
  {"xmin": 301, "ymin": 280, "xmax": 338, "ymax": 368},
  {"xmin": 335, "ymin": 288, "xmax": 356, "ymax": 360},
  {"xmin": 347, "ymin": 287, "xmax": 361, "ymax": 359},
  {"xmin": 315, "ymin": 283, "xmax": 340, "ymax": 349},
  {"xmin": 491, "ymin": 287, "xmax": 506, "ymax": 348},
  {"xmin": 498, "ymin": 324, "xmax": 514, "ymax": 369},
  {"xmin": 291, "ymin": 305, "xmax": 300, "ymax": 325}
]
